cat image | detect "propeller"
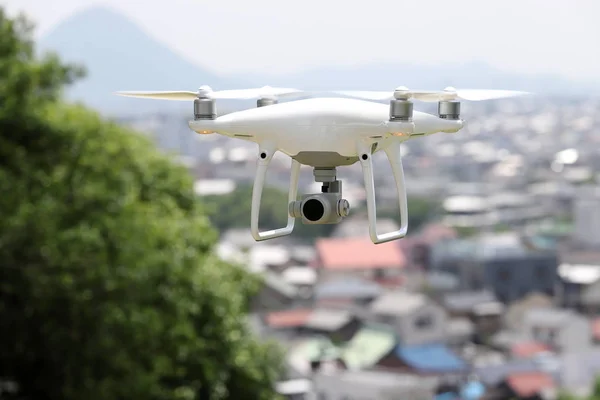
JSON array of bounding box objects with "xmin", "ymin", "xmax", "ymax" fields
[
  {"xmin": 334, "ymin": 86, "xmax": 531, "ymax": 102},
  {"xmin": 115, "ymin": 85, "xmax": 305, "ymax": 101}
]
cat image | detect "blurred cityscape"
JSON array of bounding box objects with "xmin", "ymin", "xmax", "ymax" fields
[
  {"xmin": 118, "ymin": 93, "xmax": 600, "ymax": 400},
  {"xmin": 11, "ymin": 2, "xmax": 600, "ymax": 399}
]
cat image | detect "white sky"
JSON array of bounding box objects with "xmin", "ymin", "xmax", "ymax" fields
[{"xmin": 3, "ymin": 0, "xmax": 599, "ymax": 80}]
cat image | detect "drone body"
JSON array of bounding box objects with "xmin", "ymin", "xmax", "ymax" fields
[
  {"xmin": 189, "ymin": 97, "xmax": 463, "ymax": 164},
  {"xmin": 117, "ymin": 86, "xmax": 529, "ymax": 244}
]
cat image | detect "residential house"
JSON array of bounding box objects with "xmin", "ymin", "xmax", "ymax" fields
[
  {"xmin": 312, "ymin": 277, "xmax": 384, "ymax": 308},
  {"xmin": 441, "ymin": 290, "xmax": 504, "ymax": 339},
  {"xmin": 376, "ymin": 342, "xmax": 469, "ymax": 382},
  {"xmin": 490, "ymin": 372, "xmax": 556, "ymax": 400},
  {"xmin": 263, "ymin": 308, "xmax": 360, "ymax": 342},
  {"xmin": 275, "ymin": 379, "xmax": 312, "ymax": 400},
  {"xmin": 442, "ymin": 290, "xmax": 499, "ymax": 319},
  {"xmin": 592, "ymin": 318, "xmax": 600, "ymax": 345},
  {"xmin": 312, "ymin": 369, "xmax": 437, "ymax": 400},
  {"xmin": 573, "ymin": 185, "xmax": 600, "ymax": 248},
  {"xmin": 282, "ymin": 267, "xmax": 317, "ymax": 299},
  {"xmin": 313, "ymin": 237, "xmax": 406, "ymax": 287},
  {"xmin": 340, "ymin": 324, "xmax": 397, "ymax": 370},
  {"xmin": 289, "ymin": 245, "xmax": 317, "ymax": 266},
  {"xmin": 560, "ymin": 346, "xmax": 600, "ymax": 397},
  {"xmin": 286, "ymin": 336, "xmax": 342, "ymax": 377},
  {"xmin": 263, "ymin": 308, "xmax": 313, "ymax": 335},
  {"xmin": 446, "ymin": 318, "xmax": 476, "ymax": 348},
  {"xmin": 407, "ymin": 223, "xmax": 458, "ymax": 271},
  {"xmin": 555, "ymin": 250, "xmax": 600, "ymax": 311},
  {"xmin": 423, "ymin": 271, "xmax": 461, "ymax": 296},
  {"xmin": 429, "ymin": 233, "xmax": 559, "ymax": 303},
  {"xmin": 503, "ymin": 293, "xmax": 554, "ymax": 332},
  {"xmin": 581, "ymin": 280, "xmax": 600, "ymax": 315},
  {"xmin": 522, "ymin": 308, "xmax": 592, "ymax": 352},
  {"xmin": 251, "ymin": 271, "xmax": 301, "ymax": 312},
  {"xmin": 475, "ymin": 358, "xmax": 543, "ymax": 388},
  {"xmin": 301, "ymin": 309, "xmax": 361, "ymax": 342},
  {"xmin": 369, "ymin": 291, "xmax": 448, "ymax": 346},
  {"xmin": 471, "ymin": 302, "xmax": 505, "ymax": 339},
  {"xmin": 510, "ymin": 341, "xmax": 552, "ymax": 360}
]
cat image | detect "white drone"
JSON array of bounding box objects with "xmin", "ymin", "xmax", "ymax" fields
[{"xmin": 116, "ymin": 85, "xmax": 529, "ymax": 244}]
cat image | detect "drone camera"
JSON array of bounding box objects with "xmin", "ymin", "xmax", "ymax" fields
[
  {"xmin": 288, "ymin": 173, "xmax": 350, "ymax": 225},
  {"xmin": 438, "ymin": 100, "xmax": 461, "ymax": 120},
  {"xmin": 288, "ymin": 193, "xmax": 349, "ymax": 225},
  {"xmin": 194, "ymin": 98, "xmax": 216, "ymax": 120}
]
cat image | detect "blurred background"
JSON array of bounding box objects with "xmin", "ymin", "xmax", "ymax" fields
[{"xmin": 1, "ymin": 1, "xmax": 600, "ymax": 399}]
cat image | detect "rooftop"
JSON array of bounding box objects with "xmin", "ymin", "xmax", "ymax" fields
[
  {"xmin": 524, "ymin": 308, "xmax": 580, "ymax": 326},
  {"xmin": 341, "ymin": 325, "xmax": 396, "ymax": 370},
  {"xmin": 443, "ymin": 290, "xmax": 498, "ymax": 313},
  {"xmin": 314, "ymin": 277, "xmax": 383, "ymax": 300},
  {"xmin": 265, "ymin": 309, "xmax": 312, "ymax": 329},
  {"xmin": 304, "ymin": 309, "xmax": 353, "ymax": 332},
  {"xmin": 315, "ymin": 237, "xmax": 407, "ymax": 270},
  {"xmin": 395, "ymin": 343, "xmax": 468, "ymax": 373},
  {"xmin": 370, "ymin": 291, "xmax": 428, "ymax": 316},
  {"xmin": 506, "ymin": 371, "xmax": 554, "ymax": 398}
]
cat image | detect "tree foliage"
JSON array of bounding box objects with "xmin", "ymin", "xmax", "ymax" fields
[{"xmin": 0, "ymin": 8, "xmax": 283, "ymax": 400}]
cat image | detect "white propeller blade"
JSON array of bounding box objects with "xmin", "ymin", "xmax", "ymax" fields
[
  {"xmin": 210, "ymin": 87, "xmax": 304, "ymax": 100},
  {"xmin": 334, "ymin": 88, "xmax": 531, "ymax": 102},
  {"xmin": 115, "ymin": 91, "xmax": 198, "ymax": 101},
  {"xmin": 332, "ymin": 90, "xmax": 395, "ymax": 101},
  {"xmin": 447, "ymin": 89, "xmax": 531, "ymax": 101},
  {"xmin": 115, "ymin": 87, "xmax": 304, "ymax": 101}
]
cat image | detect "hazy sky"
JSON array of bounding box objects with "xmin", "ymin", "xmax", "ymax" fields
[{"xmin": 3, "ymin": 0, "xmax": 600, "ymax": 81}]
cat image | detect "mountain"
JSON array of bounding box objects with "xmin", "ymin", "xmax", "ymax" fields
[
  {"xmin": 238, "ymin": 60, "xmax": 600, "ymax": 96},
  {"xmin": 39, "ymin": 6, "xmax": 599, "ymax": 116},
  {"xmin": 39, "ymin": 6, "xmax": 248, "ymax": 116}
]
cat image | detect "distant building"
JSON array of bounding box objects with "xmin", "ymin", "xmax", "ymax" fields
[
  {"xmin": 573, "ymin": 185, "xmax": 600, "ymax": 247},
  {"xmin": 555, "ymin": 250, "xmax": 600, "ymax": 311},
  {"xmin": 313, "ymin": 237, "xmax": 406, "ymax": 287},
  {"xmin": 376, "ymin": 342, "xmax": 469, "ymax": 382},
  {"xmin": 430, "ymin": 233, "xmax": 559, "ymax": 303},
  {"xmin": 312, "ymin": 277, "xmax": 384, "ymax": 307},
  {"xmin": 521, "ymin": 308, "xmax": 592, "ymax": 353},
  {"xmin": 312, "ymin": 369, "xmax": 437, "ymax": 400},
  {"xmin": 369, "ymin": 291, "xmax": 448, "ymax": 346}
]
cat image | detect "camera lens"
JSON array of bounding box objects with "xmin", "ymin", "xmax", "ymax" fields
[{"xmin": 302, "ymin": 198, "xmax": 325, "ymax": 222}]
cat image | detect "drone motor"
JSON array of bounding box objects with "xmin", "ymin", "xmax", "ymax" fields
[
  {"xmin": 438, "ymin": 100, "xmax": 461, "ymax": 120},
  {"xmin": 193, "ymin": 97, "xmax": 216, "ymax": 120},
  {"xmin": 437, "ymin": 87, "xmax": 461, "ymax": 120},
  {"xmin": 389, "ymin": 86, "xmax": 414, "ymax": 122},
  {"xmin": 257, "ymin": 97, "xmax": 278, "ymax": 107}
]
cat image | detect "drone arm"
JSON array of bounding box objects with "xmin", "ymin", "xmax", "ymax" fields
[
  {"xmin": 251, "ymin": 144, "xmax": 300, "ymax": 241},
  {"xmin": 357, "ymin": 140, "xmax": 408, "ymax": 244}
]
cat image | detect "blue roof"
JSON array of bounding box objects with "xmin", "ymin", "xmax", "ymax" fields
[
  {"xmin": 396, "ymin": 343, "xmax": 467, "ymax": 372},
  {"xmin": 461, "ymin": 381, "xmax": 485, "ymax": 399},
  {"xmin": 435, "ymin": 393, "xmax": 458, "ymax": 400}
]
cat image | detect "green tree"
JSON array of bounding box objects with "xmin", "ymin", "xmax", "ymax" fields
[
  {"xmin": 374, "ymin": 196, "xmax": 440, "ymax": 233},
  {"xmin": 0, "ymin": 8, "xmax": 283, "ymax": 400}
]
